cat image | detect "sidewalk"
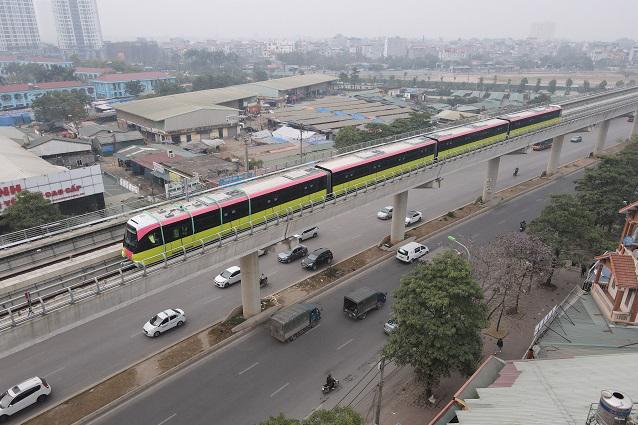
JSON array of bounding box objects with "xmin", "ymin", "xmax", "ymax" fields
[{"xmin": 355, "ymin": 269, "xmax": 580, "ymax": 425}]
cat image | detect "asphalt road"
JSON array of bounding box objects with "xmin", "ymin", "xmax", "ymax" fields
[
  {"xmin": 0, "ymin": 118, "xmax": 632, "ymax": 424},
  {"xmin": 88, "ymin": 156, "xmax": 583, "ymax": 425}
]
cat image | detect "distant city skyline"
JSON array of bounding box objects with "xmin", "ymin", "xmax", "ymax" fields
[{"xmin": 88, "ymin": 0, "xmax": 636, "ymax": 43}]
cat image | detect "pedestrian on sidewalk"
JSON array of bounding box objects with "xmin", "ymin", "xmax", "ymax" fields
[
  {"xmin": 495, "ymin": 337, "xmax": 503, "ymax": 354},
  {"xmin": 581, "ymin": 264, "xmax": 587, "ymax": 277}
]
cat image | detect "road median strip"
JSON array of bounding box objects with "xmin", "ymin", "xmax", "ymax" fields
[{"xmin": 25, "ymin": 141, "xmax": 627, "ymax": 425}]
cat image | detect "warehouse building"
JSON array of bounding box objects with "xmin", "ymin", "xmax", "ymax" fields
[{"xmin": 113, "ymin": 74, "xmax": 338, "ymax": 144}]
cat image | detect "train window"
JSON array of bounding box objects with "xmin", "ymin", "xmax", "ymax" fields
[{"xmin": 170, "ymin": 227, "xmax": 180, "ymax": 240}]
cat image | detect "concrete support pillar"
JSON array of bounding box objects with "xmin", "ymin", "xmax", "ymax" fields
[
  {"xmin": 546, "ymin": 135, "xmax": 565, "ymax": 176},
  {"xmin": 632, "ymin": 109, "xmax": 638, "ymax": 138},
  {"xmin": 594, "ymin": 119, "xmax": 611, "ymax": 156},
  {"xmin": 390, "ymin": 191, "xmax": 408, "ymax": 245},
  {"xmin": 481, "ymin": 157, "xmax": 500, "ymax": 203},
  {"xmin": 239, "ymin": 251, "xmax": 260, "ymax": 318}
]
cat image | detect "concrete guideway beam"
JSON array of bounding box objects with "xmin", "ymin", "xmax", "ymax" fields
[
  {"xmin": 482, "ymin": 157, "xmax": 500, "ymax": 203},
  {"xmin": 390, "ymin": 191, "xmax": 408, "ymax": 245},
  {"xmin": 546, "ymin": 135, "xmax": 565, "ymax": 176},
  {"xmin": 239, "ymin": 251, "xmax": 260, "ymax": 318},
  {"xmin": 594, "ymin": 119, "xmax": 611, "ymax": 156}
]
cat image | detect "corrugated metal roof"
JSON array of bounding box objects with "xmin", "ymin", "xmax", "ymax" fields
[
  {"xmin": 249, "ymin": 74, "xmax": 338, "ymax": 92},
  {"xmin": 115, "ymin": 100, "xmax": 237, "ymax": 122},
  {"xmin": 455, "ymin": 353, "xmax": 638, "ymax": 424},
  {"xmin": 0, "ymin": 136, "xmax": 67, "ymax": 181}
]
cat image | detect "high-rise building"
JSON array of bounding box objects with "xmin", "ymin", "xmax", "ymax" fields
[
  {"xmin": 52, "ymin": 0, "xmax": 102, "ymax": 50},
  {"xmin": 529, "ymin": 22, "xmax": 556, "ymax": 40},
  {"xmin": 0, "ymin": 0, "xmax": 41, "ymax": 51}
]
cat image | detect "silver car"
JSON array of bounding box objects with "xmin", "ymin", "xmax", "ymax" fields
[
  {"xmin": 377, "ymin": 206, "xmax": 393, "ymax": 220},
  {"xmin": 384, "ymin": 319, "xmax": 398, "ymax": 334}
]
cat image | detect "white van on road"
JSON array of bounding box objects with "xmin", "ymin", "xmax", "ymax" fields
[{"xmin": 396, "ymin": 242, "xmax": 429, "ymax": 263}]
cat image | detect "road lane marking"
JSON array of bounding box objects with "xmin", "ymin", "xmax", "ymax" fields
[
  {"xmin": 46, "ymin": 366, "xmax": 65, "ymax": 377},
  {"xmin": 337, "ymin": 338, "xmax": 354, "ymax": 351},
  {"xmin": 270, "ymin": 382, "xmax": 289, "ymax": 398},
  {"xmin": 238, "ymin": 362, "xmax": 259, "ymax": 375},
  {"xmin": 157, "ymin": 413, "xmax": 176, "ymax": 425},
  {"xmin": 203, "ymin": 295, "xmax": 222, "ymax": 304}
]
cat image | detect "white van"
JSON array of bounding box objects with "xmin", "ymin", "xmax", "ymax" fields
[{"xmin": 396, "ymin": 242, "xmax": 429, "ymax": 263}]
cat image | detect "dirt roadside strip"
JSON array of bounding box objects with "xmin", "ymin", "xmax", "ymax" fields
[{"xmin": 24, "ymin": 142, "xmax": 627, "ymax": 425}]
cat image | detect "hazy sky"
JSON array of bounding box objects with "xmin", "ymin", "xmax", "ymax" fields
[{"xmin": 36, "ymin": 0, "xmax": 638, "ymax": 43}]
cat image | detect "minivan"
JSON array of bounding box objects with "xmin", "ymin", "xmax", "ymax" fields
[
  {"xmin": 396, "ymin": 242, "xmax": 430, "ymax": 263},
  {"xmin": 301, "ymin": 248, "xmax": 333, "ymax": 270}
]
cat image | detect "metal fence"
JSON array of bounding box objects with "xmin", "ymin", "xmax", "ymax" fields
[
  {"xmin": 3, "ymin": 102, "xmax": 634, "ymax": 333},
  {"xmin": 1, "ymin": 87, "xmax": 636, "ymax": 250}
]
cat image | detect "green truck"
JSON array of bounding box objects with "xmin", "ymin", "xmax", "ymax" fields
[{"xmin": 269, "ymin": 303, "xmax": 321, "ymax": 342}]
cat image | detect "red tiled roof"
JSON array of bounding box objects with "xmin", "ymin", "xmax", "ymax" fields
[
  {"xmin": 74, "ymin": 67, "xmax": 111, "ymax": 74},
  {"xmin": 94, "ymin": 72, "xmax": 172, "ymax": 82},
  {"xmin": 0, "ymin": 55, "xmax": 18, "ymax": 62},
  {"xmin": 619, "ymin": 200, "xmax": 638, "ymax": 214},
  {"xmin": 0, "ymin": 81, "xmax": 89, "ymax": 93},
  {"xmin": 132, "ymin": 152, "xmax": 185, "ymax": 170},
  {"xmin": 598, "ymin": 253, "xmax": 638, "ymax": 288},
  {"xmin": 24, "ymin": 56, "xmax": 69, "ymax": 63}
]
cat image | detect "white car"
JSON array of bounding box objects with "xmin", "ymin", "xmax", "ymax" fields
[
  {"xmin": 377, "ymin": 206, "xmax": 393, "ymax": 220},
  {"xmin": 214, "ymin": 266, "xmax": 241, "ymax": 288},
  {"xmin": 0, "ymin": 377, "xmax": 51, "ymax": 419},
  {"xmin": 405, "ymin": 210, "xmax": 423, "ymax": 226},
  {"xmin": 293, "ymin": 226, "xmax": 319, "ymax": 242},
  {"xmin": 143, "ymin": 308, "xmax": 186, "ymax": 337},
  {"xmin": 384, "ymin": 319, "xmax": 398, "ymax": 335}
]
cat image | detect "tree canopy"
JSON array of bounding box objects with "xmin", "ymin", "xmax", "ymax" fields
[
  {"xmin": 258, "ymin": 407, "xmax": 362, "ymax": 425},
  {"xmin": 31, "ymin": 91, "xmax": 91, "ymax": 124},
  {"xmin": 334, "ymin": 112, "xmax": 431, "ymax": 150},
  {"xmin": 548, "ymin": 79, "xmax": 557, "ymax": 93},
  {"xmin": 1, "ymin": 191, "xmax": 63, "ymax": 231},
  {"xmin": 125, "ymin": 80, "xmax": 144, "ymax": 96},
  {"xmin": 384, "ymin": 251, "xmax": 487, "ymax": 396},
  {"xmin": 1, "ymin": 63, "xmax": 75, "ymax": 84}
]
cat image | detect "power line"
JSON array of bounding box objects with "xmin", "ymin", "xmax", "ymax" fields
[{"xmin": 335, "ymin": 361, "xmax": 379, "ymax": 407}]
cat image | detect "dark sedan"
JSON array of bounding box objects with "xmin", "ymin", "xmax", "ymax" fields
[{"xmin": 277, "ymin": 245, "xmax": 308, "ymax": 263}]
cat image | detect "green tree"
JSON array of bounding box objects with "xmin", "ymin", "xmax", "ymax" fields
[
  {"xmin": 252, "ymin": 67, "xmax": 269, "ymax": 82},
  {"xmin": 565, "ymin": 78, "xmax": 573, "ymax": 93},
  {"xmin": 518, "ymin": 77, "xmax": 528, "ymax": 92},
  {"xmin": 1, "ymin": 191, "xmax": 63, "ymax": 231},
  {"xmin": 125, "ymin": 80, "xmax": 144, "ymax": 96},
  {"xmin": 154, "ymin": 80, "xmax": 185, "ymax": 96},
  {"xmin": 334, "ymin": 125, "xmax": 365, "ymax": 149},
  {"xmin": 31, "ymin": 91, "xmax": 91, "ymax": 124},
  {"xmin": 534, "ymin": 78, "xmax": 541, "ymax": 92},
  {"xmin": 528, "ymin": 194, "xmax": 606, "ymax": 268},
  {"xmin": 384, "ymin": 251, "xmax": 487, "ymax": 397},
  {"xmin": 576, "ymin": 139, "xmax": 638, "ymax": 232},
  {"xmin": 338, "ymin": 72, "xmax": 349, "ymax": 83},
  {"xmin": 629, "ymin": 79, "xmax": 636, "ymax": 86},
  {"xmin": 598, "ymin": 80, "xmax": 608, "ymax": 90},
  {"xmin": 583, "ymin": 80, "xmax": 591, "ymax": 91},
  {"xmin": 528, "ymin": 93, "xmax": 551, "ymax": 105},
  {"xmin": 616, "ymin": 80, "xmax": 625, "ymax": 88},
  {"xmin": 548, "ymin": 79, "xmax": 557, "ymax": 93},
  {"xmin": 478, "ymin": 76, "xmax": 484, "ymax": 90},
  {"xmin": 258, "ymin": 407, "xmax": 362, "ymax": 425}
]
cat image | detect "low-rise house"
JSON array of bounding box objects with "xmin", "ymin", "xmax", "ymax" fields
[
  {"xmin": 0, "ymin": 81, "xmax": 95, "ymax": 110},
  {"xmin": 590, "ymin": 200, "xmax": 638, "ymax": 324},
  {"xmin": 92, "ymin": 72, "xmax": 176, "ymax": 99},
  {"xmin": 25, "ymin": 135, "xmax": 95, "ymax": 168}
]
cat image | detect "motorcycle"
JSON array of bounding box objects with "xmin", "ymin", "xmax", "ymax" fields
[
  {"xmin": 519, "ymin": 221, "xmax": 527, "ymax": 232},
  {"xmin": 259, "ymin": 274, "xmax": 268, "ymax": 288},
  {"xmin": 322, "ymin": 379, "xmax": 339, "ymax": 394},
  {"xmin": 513, "ymin": 167, "xmax": 519, "ymax": 177}
]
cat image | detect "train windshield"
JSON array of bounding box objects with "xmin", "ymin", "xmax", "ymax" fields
[{"xmin": 123, "ymin": 225, "xmax": 138, "ymax": 250}]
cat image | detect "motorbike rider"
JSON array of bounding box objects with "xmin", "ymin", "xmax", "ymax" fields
[
  {"xmin": 513, "ymin": 167, "xmax": 519, "ymax": 176},
  {"xmin": 519, "ymin": 220, "xmax": 527, "ymax": 231},
  {"xmin": 326, "ymin": 373, "xmax": 336, "ymax": 390}
]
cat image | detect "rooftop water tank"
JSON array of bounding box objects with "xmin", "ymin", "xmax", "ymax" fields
[{"xmin": 597, "ymin": 390, "xmax": 633, "ymax": 425}]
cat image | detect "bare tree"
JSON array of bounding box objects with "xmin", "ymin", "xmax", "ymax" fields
[{"xmin": 471, "ymin": 233, "xmax": 553, "ymax": 330}]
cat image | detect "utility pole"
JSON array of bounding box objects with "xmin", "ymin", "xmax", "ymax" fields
[
  {"xmin": 243, "ymin": 135, "xmax": 250, "ymax": 172},
  {"xmin": 374, "ymin": 357, "xmax": 386, "ymax": 425},
  {"xmin": 299, "ymin": 123, "xmax": 304, "ymax": 163}
]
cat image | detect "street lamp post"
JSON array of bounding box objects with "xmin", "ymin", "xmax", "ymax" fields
[{"xmin": 447, "ymin": 235, "xmax": 471, "ymax": 261}]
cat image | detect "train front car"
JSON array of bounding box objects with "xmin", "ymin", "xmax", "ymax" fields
[
  {"xmin": 497, "ymin": 105, "xmax": 562, "ymax": 138},
  {"xmin": 316, "ymin": 136, "xmax": 436, "ymax": 196},
  {"xmin": 427, "ymin": 118, "xmax": 510, "ymax": 159},
  {"xmin": 121, "ymin": 167, "xmax": 328, "ymax": 266}
]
